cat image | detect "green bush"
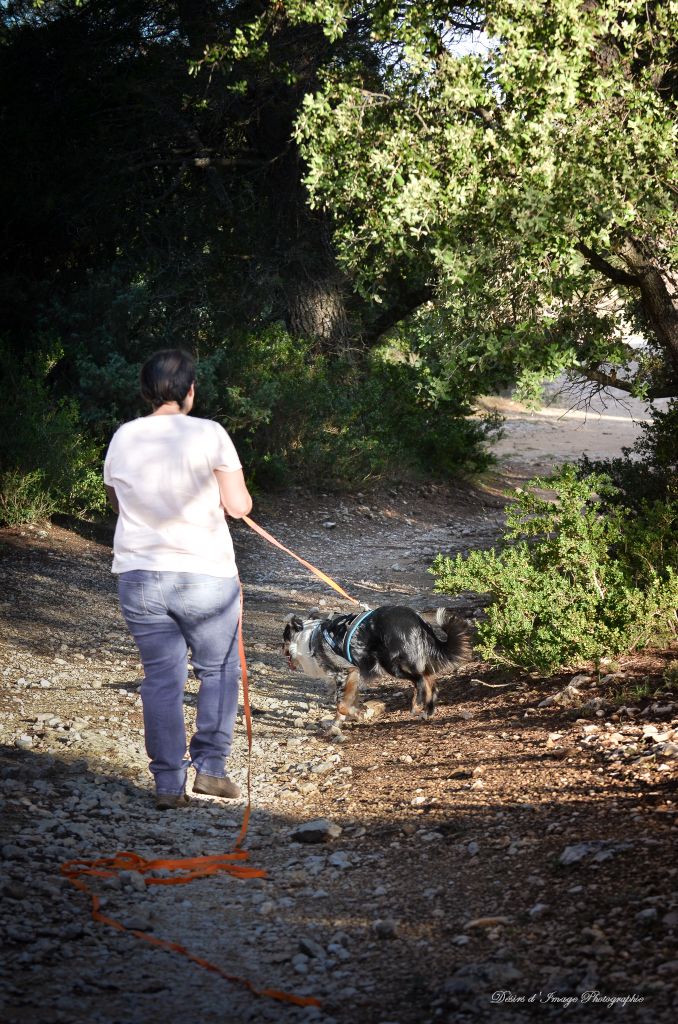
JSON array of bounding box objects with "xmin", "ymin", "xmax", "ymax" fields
[
  {"xmin": 578, "ymin": 399, "xmax": 678, "ymax": 508},
  {"xmin": 431, "ymin": 467, "xmax": 678, "ymax": 674},
  {"xmin": 0, "ymin": 470, "xmax": 57, "ymax": 527},
  {"xmin": 211, "ymin": 327, "xmax": 500, "ymax": 489},
  {"xmin": 75, "ymin": 326, "xmax": 499, "ymax": 490},
  {"xmin": 0, "ymin": 343, "xmax": 107, "ymax": 526}
]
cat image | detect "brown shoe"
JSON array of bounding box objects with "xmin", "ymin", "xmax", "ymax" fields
[
  {"xmin": 193, "ymin": 773, "xmax": 241, "ymax": 799},
  {"xmin": 156, "ymin": 792, "xmax": 191, "ymax": 810}
]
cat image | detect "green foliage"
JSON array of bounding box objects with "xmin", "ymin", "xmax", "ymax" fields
[
  {"xmin": 0, "ymin": 470, "xmax": 56, "ymax": 527},
  {"xmin": 0, "ymin": 343, "xmax": 107, "ymax": 526},
  {"xmin": 69, "ymin": 326, "xmax": 497, "ymax": 494},
  {"xmin": 578, "ymin": 399, "xmax": 678, "ymax": 507},
  {"xmin": 431, "ymin": 468, "xmax": 678, "ymax": 674},
  {"xmin": 295, "ymin": 0, "xmax": 678, "ymax": 399}
]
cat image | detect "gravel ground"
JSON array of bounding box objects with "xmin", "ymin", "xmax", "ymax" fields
[{"xmin": 1, "ymin": 478, "xmax": 677, "ymax": 1024}]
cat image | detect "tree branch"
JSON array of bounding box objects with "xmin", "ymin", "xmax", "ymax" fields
[
  {"xmin": 581, "ymin": 367, "xmax": 676, "ymax": 400},
  {"xmin": 577, "ymin": 242, "xmax": 640, "ymax": 288},
  {"xmin": 363, "ymin": 284, "xmax": 433, "ymax": 345}
]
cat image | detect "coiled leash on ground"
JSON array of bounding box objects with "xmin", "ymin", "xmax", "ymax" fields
[{"xmin": 61, "ymin": 517, "xmax": 362, "ymax": 1009}]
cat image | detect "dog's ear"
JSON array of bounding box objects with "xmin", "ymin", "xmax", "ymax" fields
[
  {"xmin": 284, "ymin": 614, "xmax": 305, "ymax": 632},
  {"xmin": 307, "ymin": 607, "xmax": 322, "ymax": 620}
]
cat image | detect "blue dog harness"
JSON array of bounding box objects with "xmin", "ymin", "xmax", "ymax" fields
[{"xmin": 321, "ymin": 609, "xmax": 374, "ymax": 664}]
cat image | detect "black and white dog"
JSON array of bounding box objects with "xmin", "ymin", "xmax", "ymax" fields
[{"xmin": 283, "ymin": 605, "xmax": 470, "ymax": 726}]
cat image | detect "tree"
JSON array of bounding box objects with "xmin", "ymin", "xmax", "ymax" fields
[
  {"xmin": 0, "ymin": 0, "xmax": 470, "ymax": 373},
  {"xmin": 293, "ymin": 0, "xmax": 678, "ymax": 401}
]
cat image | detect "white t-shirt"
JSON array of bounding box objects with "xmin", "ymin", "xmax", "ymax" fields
[{"xmin": 103, "ymin": 415, "xmax": 242, "ymax": 577}]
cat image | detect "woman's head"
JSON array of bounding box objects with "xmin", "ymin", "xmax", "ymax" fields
[{"xmin": 140, "ymin": 349, "xmax": 195, "ymax": 411}]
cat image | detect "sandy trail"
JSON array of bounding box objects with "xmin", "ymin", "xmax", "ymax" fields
[{"xmin": 478, "ymin": 380, "xmax": 670, "ymax": 476}]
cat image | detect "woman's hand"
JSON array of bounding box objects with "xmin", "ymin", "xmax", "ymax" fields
[{"xmin": 214, "ymin": 468, "xmax": 253, "ymax": 518}]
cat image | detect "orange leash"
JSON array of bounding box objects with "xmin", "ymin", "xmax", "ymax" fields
[
  {"xmin": 242, "ymin": 515, "xmax": 361, "ymax": 606},
  {"xmin": 61, "ymin": 583, "xmax": 319, "ymax": 1009}
]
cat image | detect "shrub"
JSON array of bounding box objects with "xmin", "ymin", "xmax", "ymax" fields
[
  {"xmin": 221, "ymin": 329, "xmax": 500, "ymax": 488},
  {"xmin": 0, "ymin": 470, "xmax": 56, "ymax": 527},
  {"xmin": 431, "ymin": 467, "xmax": 678, "ymax": 674},
  {"xmin": 0, "ymin": 343, "xmax": 107, "ymax": 525},
  {"xmin": 578, "ymin": 399, "xmax": 678, "ymax": 508},
  {"xmin": 75, "ymin": 327, "xmax": 498, "ymax": 490}
]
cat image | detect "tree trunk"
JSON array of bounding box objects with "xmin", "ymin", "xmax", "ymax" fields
[
  {"xmin": 620, "ymin": 237, "xmax": 678, "ymax": 378},
  {"xmin": 283, "ymin": 271, "xmax": 352, "ymax": 351}
]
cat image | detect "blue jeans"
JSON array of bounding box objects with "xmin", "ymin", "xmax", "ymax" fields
[{"xmin": 118, "ymin": 571, "xmax": 241, "ymax": 795}]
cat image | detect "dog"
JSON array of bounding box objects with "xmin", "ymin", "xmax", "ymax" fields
[{"xmin": 283, "ymin": 605, "xmax": 470, "ymax": 726}]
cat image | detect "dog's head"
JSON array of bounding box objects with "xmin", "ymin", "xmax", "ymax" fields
[
  {"xmin": 282, "ymin": 613, "xmax": 305, "ymax": 667},
  {"xmin": 282, "ymin": 610, "xmax": 324, "ymax": 675}
]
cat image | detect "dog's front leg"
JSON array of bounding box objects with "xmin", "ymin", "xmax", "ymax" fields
[{"xmin": 335, "ymin": 668, "xmax": 361, "ymax": 725}]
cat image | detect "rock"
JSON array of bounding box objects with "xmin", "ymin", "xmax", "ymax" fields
[
  {"xmin": 528, "ymin": 903, "xmax": 549, "ymax": 919},
  {"xmin": 419, "ymin": 831, "xmax": 443, "ymax": 843},
  {"xmin": 559, "ymin": 840, "xmax": 633, "ymax": 865},
  {"xmin": 363, "ymin": 700, "xmax": 387, "ymax": 721},
  {"xmin": 464, "ymin": 916, "xmax": 510, "ymax": 930},
  {"xmin": 635, "ymin": 908, "xmax": 658, "ymax": 927},
  {"xmin": 121, "ymin": 908, "xmax": 154, "ymax": 931},
  {"xmin": 328, "ymin": 851, "xmax": 351, "ymax": 870},
  {"xmin": 444, "ymin": 959, "xmax": 523, "ymax": 994},
  {"xmin": 119, "ymin": 870, "xmax": 146, "ymax": 893},
  {"xmin": 290, "ymin": 819, "xmax": 342, "ymax": 843},
  {"xmin": 467, "ymin": 841, "xmax": 480, "ymax": 856},
  {"xmin": 292, "ymin": 954, "xmax": 309, "ymax": 974},
  {"xmin": 373, "ymin": 918, "xmax": 398, "ymax": 939},
  {"xmin": 299, "ymin": 936, "xmax": 325, "ymax": 959},
  {"xmin": 15, "ymin": 735, "xmax": 33, "ymax": 750}
]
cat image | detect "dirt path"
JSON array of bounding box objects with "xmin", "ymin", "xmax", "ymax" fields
[{"xmin": 1, "ymin": 401, "xmax": 677, "ymax": 1024}]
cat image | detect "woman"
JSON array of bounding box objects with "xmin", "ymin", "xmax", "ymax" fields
[{"xmin": 103, "ymin": 349, "xmax": 252, "ymax": 809}]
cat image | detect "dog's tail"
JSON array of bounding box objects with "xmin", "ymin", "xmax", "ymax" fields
[{"xmin": 420, "ymin": 607, "xmax": 471, "ymax": 670}]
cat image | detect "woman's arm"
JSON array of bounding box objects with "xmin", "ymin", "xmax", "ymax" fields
[
  {"xmin": 214, "ymin": 468, "xmax": 253, "ymax": 519},
  {"xmin": 105, "ymin": 485, "xmax": 119, "ymax": 513}
]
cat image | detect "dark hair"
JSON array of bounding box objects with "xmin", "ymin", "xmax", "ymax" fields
[{"xmin": 140, "ymin": 349, "xmax": 195, "ymax": 409}]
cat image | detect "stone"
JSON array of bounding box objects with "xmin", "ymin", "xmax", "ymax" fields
[
  {"xmin": 292, "ymin": 954, "xmax": 309, "ymax": 974},
  {"xmin": 363, "ymin": 701, "xmax": 387, "ymax": 721},
  {"xmin": 373, "ymin": 918, "xmax": 398, "ymax": 939},
  {"xmin": 290, "ymin": 819, "xmax": 342, "ymax": 843},
  {"xmin": 444, "ymin": 959, "xmax": 523, "ymax": 994},
  {"xmin": 464, "ymin": 916, "xmax": 511, "ymax": 930},
  {"xmin": 559, "ymin": 840, "xmax": 633, "ymax": 865},
  {"xmin": 328, "ymin": 851, "xmax": 351, "ymax": 870},
  {"xmin": 299, "ymin": 936, "xmax": 325, "ymax": 959}
]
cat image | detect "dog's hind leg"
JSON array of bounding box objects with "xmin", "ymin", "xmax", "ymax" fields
[
  {"xmin": 335, "ymin": 668, "xmax": 361, "ymax": 724},
  {"xmin": 410, "ymin": 673, "xmax": 438, "ymax": 720}
]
